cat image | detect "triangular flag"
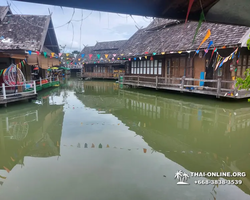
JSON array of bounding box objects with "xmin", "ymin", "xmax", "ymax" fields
[
  {"xmin": 185, "ymin": 0, "xmax": 195, "ymax": 23},
  {"xmin": 51, "ymin": 53, "xmax": 55, "ymax": 57},
  {"xmin": 89, "ymin": 54, "xmax": 93, "ymax": 59},
  {"xmin": 50, "ymin": 56, "xmax": 52, "ymax": 58},
  {"xmin": 134, "ymin": 58, "xmax": 136, "ymax": 60},
  {"xmin": 113, "ymin": 54, "xmax": 116, "ymax": 57},
  {"xmin": 161, "ymin": 52, "xmax": 165, "ymax": 55},
  {"xmin": 105, "ymin": 54, "xmax": 109, "ymax": 58},
  {"xmin": 99, "ymin": 143, "xmax": 102, "ymax": 148},
  {"xmin": 28, "ymin": 50, "xmax": 32, "ymax": 55},
  {"xmin": 139, "ymin": 57, "xmax": 142, "ymax": 60},
  {"xmin": 44, "ymin": 52, "xmax": 47, "ymax": 58},
  {"xmin": 145, "ymin": 56, "xmax": 147, "ymax": 59},
  {"xmin": 129, "ymin": 58, "xmax": 131, "ymax": 61},
  {"xmin": 153, "ymin": 52, "xmax": 156, "ymax": 55},
  {"xmin": 193, "ymin": 11, "xmax": 205, "ymax": 44},
  {"xmin": 97, "ymin": 54, "xmax": 100, "ymax": 59},
  {"xmin": 117, "ymin": 58, "xmax": 120, "ymax": 60},
  {"xmin": 209, "ymin": 47, "xmax": 216, "ymax": 64},
  {"xmin": 66, "ymin": 53, "xmax": 69, "ymax": 57},
  {"xmin": 91, "ymin": 143, "xmax": 95, "ymax": 148},
  {"xmin": 198, "ymin": 29, "xmax": 211, "ymax": 50},
  {"xmin": 121, "ymin": 54, "xmax": 124, "ymax": 56},
  {"xmin": 145, "ymin": 52, "xmax": 148, "ymax": 54},
  {"xmin": 150, "ymin": 56, "xmax": 153, "ymax": 61},
  {"xmin": 36, "ymin": 51, "xmax": 40, "ymax": 55},
  {"xmin": 178, "ymin": 51, "xmax": 182, "ymax": 54},
  {"xmin": 84, "ymin": 143, "xmax": 88, "ymax": 148},
  {"xmin": 59, "ymin": 53, "xmax": 62, "ymax": 57},
  {"xmin": 78, "ymin": 58, "xmax": 81, "ymax": 61},
  {"xmin": 21, "ymin": 61, "xmax": 24, "ymax": 67},
  {"xmin": 81, "ymin": 54, "xmax": 85, "ymax": 58}
]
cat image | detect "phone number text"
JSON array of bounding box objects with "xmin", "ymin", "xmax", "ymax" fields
[{"xmin": 194, "ymin": 179, "xmax": 242, "ymax": 185}]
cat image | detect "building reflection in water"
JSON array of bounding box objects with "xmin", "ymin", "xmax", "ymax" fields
[
  {"xmin": 0, "ymin": 95, "xmax": 64, "ymax": 186},
  {"xmin": 77, "ymin": 81, "xmax": 250, "ymax": 196}
]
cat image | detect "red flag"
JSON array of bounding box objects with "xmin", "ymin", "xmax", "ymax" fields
[
  {"xmin": 185, "ymin": 0, "xmax": 195, "ymax": 23},
  {"xmin": 209, "ymin": 47, "xmax": 216, "ymax": 64},
  {"xmin": 89, "ymin": 54, "xmax": 93, "ymax": 59}
]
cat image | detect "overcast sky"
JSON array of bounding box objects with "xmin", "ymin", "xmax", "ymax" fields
[{"xmin": 1, "ymin": 0, "xmax": 153, "ymax": 53}]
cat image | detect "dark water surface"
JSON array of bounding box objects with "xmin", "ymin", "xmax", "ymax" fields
[{"xmin": 0, "ymin": 79, "xmax": 250, "ymax": 200}]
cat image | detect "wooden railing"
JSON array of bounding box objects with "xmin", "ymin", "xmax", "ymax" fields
[{"xmin": 122, "ymin": 75, "xmax": 248, "ymax": 98}]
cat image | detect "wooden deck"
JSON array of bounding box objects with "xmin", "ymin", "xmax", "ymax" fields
[
  {"xmin": 81, "ymin": 72, "xmax": 118, "ymax": 80},
  {"xmin": 122, "ymin": 75, "xmax": 250, "ymax": 99},
  {"xmin": 0, "ymin": 92, "xmax": 37, "ymax": 105}
]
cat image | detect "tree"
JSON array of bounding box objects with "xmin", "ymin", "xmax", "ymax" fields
[{"xmin": 236, "ymin": 69, "xmax": 250, "ymax": 102}]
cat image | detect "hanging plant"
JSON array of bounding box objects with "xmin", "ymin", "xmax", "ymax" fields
[{"xmin": 247, "ymin": 35, "xmax": 250, "ymax": 50}]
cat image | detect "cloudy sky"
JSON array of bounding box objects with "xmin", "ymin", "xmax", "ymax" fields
[{"xmin": 1, "ymin": 0, "xmax": 153, "ymax": 52}]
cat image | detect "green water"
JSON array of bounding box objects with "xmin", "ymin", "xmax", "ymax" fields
[{"xmin": 0, "ymin": 79, "xmax": 250, "ymax": 200}]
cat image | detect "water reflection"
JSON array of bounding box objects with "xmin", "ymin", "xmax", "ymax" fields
[
  {"xmin": 1, "ymin": 79, "xmax": 250, "ymax": 200},
  {"xmin": 76, "ymin": 81, "xmax": 250, "ymax": 197},
  {"xmin": 0, "ymin": 95, "xmax": 64, "ymax": 187}
]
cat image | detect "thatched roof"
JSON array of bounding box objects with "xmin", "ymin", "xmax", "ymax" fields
[
  {"xmin": 0, "ymin": 7, "xmax": 60, "ymax": 54},
  {"xmin": 118, "ymin": 18, "xmax": 250, "ymax": 57},
  {"xmin": 74, "ymin": 40, "xmax": 127, "ymax": 65},
  {"xmin": 0, "ymin": 6, "xmax": 11, "ymax": 21}
]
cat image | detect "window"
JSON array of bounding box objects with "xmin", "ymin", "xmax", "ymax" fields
[
  {"xmin": 137, "ymin": 62, "xmax": 139, "ymax": 74},
  {"xmin": 158, "ymin": 60, "xmax": 162, "ymax": 75},
  {"xmin": 143, "ymin": 61, "xmax": 146, "ymax": 74},
  {"xmin": 150, "ymin": 60, "xmax": 154, "ymax": 74},
  {"xmin": 154, "ymin": 60, "xmax": 158, "ymax": 75},
  {"xmin": 140, "ymin": 61, "xmax": 143, "ymax": 74},
  {"xmin": 166, "ymin": 59, "xmax": 170, "ymax": 75},
  {"xmin": 218, "ymin": 68, "xmax": 222, "ymax": 76},
  {"xmin": 147, "ymin": 60, "xmax": 150, "ymax": 74}
]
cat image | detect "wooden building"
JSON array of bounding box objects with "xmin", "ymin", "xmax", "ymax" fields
[
  {"xmin": 0, "ymin": 6, "xmax": 60, "ymax": 82},
  {"xmin": 75, "ymin": 40, "xmax": 126, "ymax": 79},
  {"xmin": 119, "ymin": 18, "xmax": 250, "ymax": 99}
]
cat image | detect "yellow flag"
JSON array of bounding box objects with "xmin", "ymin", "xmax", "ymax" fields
[
  {"xmin": 105, "ymin": 54, "xmax": 109, "ymax": 58},
  {"xmin": 66, "ymin": 53, "xmax": 69, "ymax": 57},
  {"xmin": 198, "ymin": 29, "xmax": 211, "ymax": 50},
  {"xmin": 178, "ymin": 51, "xmax": 182, "ymax": 54},
  {"xmin": 145, "ymin": 56, "xmax": 147, "ymax": 59},
  {"xmin": 121, "ymin": 54, "xmax": 124, "ymax": 56},
  {"xmin": 107, "ymin": 144, "xmax": 110, "ymax": 148},
  {"xmin": 161, "ymin": 52, "xmax": 165, "ymax": 55},
  {"xmin": 51, "ymin": 53, "xmax": 55, "ymax": 57},
  {"xmin": 117, "ymin": 58, "xmax": 120, "ymax": 60}
]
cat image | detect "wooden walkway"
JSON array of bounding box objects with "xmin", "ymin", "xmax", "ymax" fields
[
  {"xmin": 0, "ymin": 92, "xmax": 37, "ymax": 106},
  {"xmin": 122, "ymin": 75, "xmax": 250, "ymax": 99}
]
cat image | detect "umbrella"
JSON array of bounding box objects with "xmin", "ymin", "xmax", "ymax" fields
[
  {"xmin": 34, "ymin": 67, "xmax": 39, "ymax": 70},
  {"xmin": 59, "ymin": 66, "xmax": 67, "ymax": 70},
  {"xmin": 66, "ymin": 68, "xmax": 71, "ymax": 70},
  {"xmin": 51, "ymin": 67, "xmax": 58, "ymax": 70},
  {"xmin": 47, "ymin": 69, "xmax": 52, "ymax": 71}
]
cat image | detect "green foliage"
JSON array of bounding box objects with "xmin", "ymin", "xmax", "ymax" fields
[
  {"xmin": 236, "ymin": 69, "xmax": 250, "ymax": 90},
  {"xmin": 247, "ymin": 35, "xmax": 250, "ymax": 50}
]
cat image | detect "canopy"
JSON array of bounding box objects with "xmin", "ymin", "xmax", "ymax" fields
[
  {"xmin": 66, "ymin": 68, "xmax": 71, "ymax": 70},
  {"xmin": 51, "ymin": 67, "xmax": 59, "ymax": 70},
  {"xmin": 47, "ymin": 69, "xmax": 52, "ymax": 71}
]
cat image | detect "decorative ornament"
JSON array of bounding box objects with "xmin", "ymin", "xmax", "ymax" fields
[
  {"xmin": 129, "ymin": 58, "xmax": 131, "ymax": 61},
  {"xmin": 97, "ymin": 54, "xmax": 100, "ymax": 59},
  {"xmin": 153, "ymin": 52, "xmax": 156, "ymax": 55},
  {"xmin": 145, "ymin": 56, "xmax": 148, "ymax": 59},
  {"xmin": 44, "ymin": 52, "xmax": 47, "ymax": 58},
  {"xmin": 139, "ymin": 57, "xmax": 142, "ymax": 60},
  {"xmin": 28, "ymin": 50, "xmax": 32, "ymax": 55}
]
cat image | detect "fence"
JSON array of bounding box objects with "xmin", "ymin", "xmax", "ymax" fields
[
  {"xmin": 122, "ymin": 75, "xmax": 250, "ymax": 98},
  {"xmin": 0, "ymin": 76, "xmax": 59, "ymax": 100}
]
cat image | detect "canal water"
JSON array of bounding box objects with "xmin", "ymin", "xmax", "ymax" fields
[{"xmin": 0, "ymin": 79, "xmax": 250, "ymax": 200}]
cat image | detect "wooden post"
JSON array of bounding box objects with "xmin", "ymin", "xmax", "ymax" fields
[
  {"xmin": 40, "ymin": 77, "xmax": 42, "ymax": 86},
  {"xmin": 2, "ymin": 83, "xmax": 6, "ymax": 99},
  {"xmin": 233, "ymin": 79, "xmax": 238, "ymax": 98},
  {"xmin": 216, "ymin": 78, "xmax": 221, "ymax": 98},
  {"xmin": 180, "ymin": 76, "xmax": 185, "ymax": 93},
  {"xmin": 33, "ymin": 81, "xmax": 37, "ymax": 94},
  {"xmin": 156, "ymin": 76, "xmax": 158, "ymax": 89}
]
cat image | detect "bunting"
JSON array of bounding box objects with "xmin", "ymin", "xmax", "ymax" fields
[
  {"xmin": 185, "ymin": 0, "xmax": 195, "ymax": 23},
  {"xmin": 193, "ymin": 11, "xmax": 205, "ymax": 44}
]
